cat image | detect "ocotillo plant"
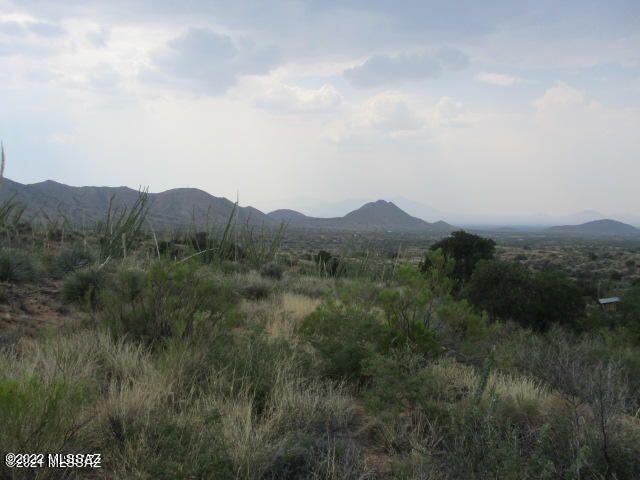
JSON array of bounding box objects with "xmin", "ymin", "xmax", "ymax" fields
[{"xmin": 97, "ymin": 189, "xmax": 150, "ymax": 260}]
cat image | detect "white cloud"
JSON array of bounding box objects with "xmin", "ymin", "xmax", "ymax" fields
[
  {"xmin": 431, "ymin": 97, "xmax": 476, "ymax": 127},
  {"xmin": 327, "ymin": 92, "xmax": 480, "ymax": 143},
  {"xmin": 533, "ymin": 82, "xmax": 585, "ymax": 113},
  {"xmin": 253, "ymin": 83, "xmax": 342, "ymax": 114},
  {"xmin": 477, "ymin": 72, "xmax": 521, "ymax": 86},
  {"xmin": 327, "ymin": 91, "xmax": 429, "ymax": 142},
  {"xmin": 343, "ymin": 48, "xmax": 468, "ymax": 87}
]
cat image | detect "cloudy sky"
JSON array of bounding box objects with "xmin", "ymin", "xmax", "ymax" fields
[{"xmin": 1, "ymin": 0, "xmax": 639, "ymax": 219}]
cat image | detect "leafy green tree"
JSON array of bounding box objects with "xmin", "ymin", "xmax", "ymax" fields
[
  {"xmin": 421, "ymin": 231, "xmax": 496, "ymax": 284},
  {"xmin": 529, "ymin": 270, "xmax": 586, "ymax": 328},
  {"xmin": 464, "ymin": 260, "xmax": 531, "ymax": 322}
]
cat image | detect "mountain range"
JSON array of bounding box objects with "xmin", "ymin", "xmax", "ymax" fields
[
  {"xmin": 2, "ymin": 178, "xmax": 638, "ymax": 237},
  {"xmin": 0, "ymin": 179, "xmax": 454, "ymax": 233},
  {"xmin": 546, "ymin": 219, "xmax": 640, "ymax": 237},
  {"xmin": 279, "ymin": 197, "xmax": 640, "ymax": 228}
]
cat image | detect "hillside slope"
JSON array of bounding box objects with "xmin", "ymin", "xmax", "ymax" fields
[{"xmin": 0, "ymin": 178, "xmax": 275, "ymax": 229}]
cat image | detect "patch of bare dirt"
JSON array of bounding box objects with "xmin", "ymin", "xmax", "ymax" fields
[{"xmin": 0, "ymin": 281, "xmax": 87, "ymax": 343}]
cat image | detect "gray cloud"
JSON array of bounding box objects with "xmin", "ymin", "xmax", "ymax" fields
[
  {"xmin": 9, "ymin": 0, "xmax": 640, "ymax": 69},
  {"xmin": 142, "ymin": 28, "xmax": 279, "ymax": 95},
  {"xmin": 344, "ymin": 48, "xmax": 468, "ymax": 87}
]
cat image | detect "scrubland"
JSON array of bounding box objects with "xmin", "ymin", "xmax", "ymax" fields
[{"xmin": 0, "ymin": 199, "xmax": 639, "ymax": 479}]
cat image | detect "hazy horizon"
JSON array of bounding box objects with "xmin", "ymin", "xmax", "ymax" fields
[{"xmin": 1, "ymin": 1, "xmax": 639, "ymax": 219}]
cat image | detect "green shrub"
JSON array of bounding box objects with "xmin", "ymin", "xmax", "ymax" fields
[
  {"xmin": 0, "ymin": 375, "xmax": 94, "ymax": 456},
  {"xmin": 362, "ymin": 347, "xmax": 434, "ymax": 415},
  {"xmin": 0, "ymin": 249, "xmax": 37, "ymax": 282},
  {"xmin": 140, "ymin": 414, "xmax": 233, "ymax": 479},
  {"xmin": 465, "ymin": 260, "xmax": 585, "ymax": 331},
  {"xmin": 206, "ymin": 331, "xmax": 302, "ymax": 411},
  {"xmin": 378, "ymin": 265, "xmax": 440, "ymax": 355},
  {"xmin": 109, "ymin": 267, "xmax": 147, "ymax": 303},
  {"xmin": 260, "ymin": 262, "xmax": 283, "ymax": 280},
  {"xmin": 101, "ymin": 262, "xmax": 236, "ymax": 345},
  {"xmin": 62, "ymin": 267, "xmax": 107, "ymax": 309},
  {"xmin": 52, "ymin": 244, "xmax": 93, "ymax": 277},
  {"xmin": 299, "ymin": 284, "xmax": 390, "ymax": 381}
]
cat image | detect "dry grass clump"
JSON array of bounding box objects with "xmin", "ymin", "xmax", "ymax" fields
[
  {"xmin": 282, "ymin": 292, "xmax": 321, "ymax": 320},
  {"xmin": 269, "ymin": 293, "xmax": 321, "ymax": 340},
  {"xmin": 200, "ymin": 359, "xmax": 360, "ymax": 479},
  {"xmin": 428, "ymin": 358, "xmax": 551, "ymax": 417},
  {"xmin": 232, "ymin": 270, "xmax": 279, "ymax": 300},
  {"xmin": 427, "ymin": 358, "xmax": 478, "ymax": 402},
  {"xmin": 0, "ymin": 330, "xmax": 175, "ymax": 462},
  {"xmin": 239, "ymin": 292, "xmax": 320, "ymax": 340},
  {"xmin": 282, "ymin": 273, "xmax": 334, "ymax": 298}
]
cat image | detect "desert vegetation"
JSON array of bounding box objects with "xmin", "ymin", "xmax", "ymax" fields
[{"xmin": 1, "ymin": 194, "xmax": 640, "ymax": 479}]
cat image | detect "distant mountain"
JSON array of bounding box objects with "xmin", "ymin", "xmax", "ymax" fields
[
  {"xmin": 268, "ymin": 209, "xmax": 312, "ymax": 222},
  {"xmin": 342, "ymin": 200, "xmax": 435, "ymax": 231},
  {"xmin": 269, "ymin": 200, "xmax": 455, "ymax": 232},
  {"xmin": 0, "ymin": 179, "xmax": 454, "ymax": 233},
  {"xmin": 547, "ymin": 219, "xmax": 640, "ymax": 237},
  {"xmin": 0, "ymin": 178, "xmax": 275, "ymax": 229}
]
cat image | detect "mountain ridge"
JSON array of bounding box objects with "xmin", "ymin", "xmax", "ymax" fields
[
  {"xmin": 0, "ymin": 179, "xmax": 454, "ymax": 233},
  {"xmin": 268, "ymin": 200, "xmax": 455, "ymax": 232},
  {"xmin": 0, "ymin": 178, "xmax": 275, "ymax": 229}
]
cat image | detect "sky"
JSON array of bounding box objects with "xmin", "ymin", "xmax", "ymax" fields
[{"xmin": 0, "ymin": 0, "xmax": 639, "ymax": 220}]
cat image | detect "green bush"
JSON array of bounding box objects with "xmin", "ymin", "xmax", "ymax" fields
[
  {"xmin": 140, "ymin": 414, "xmax": 233, "ymax": 479},
  {"xmin": 52, "ymin": 244, "xmax": 93, "ymax": 277},
  {"xmin": 0, "ymin": 249, "xmax": 37, "ymax": 282},
  {"xmin": 465, "ymin": 260, "xmax": 586, "ymax": 331},
  {"xmin": 62, "ymin": 267, "xmax": 107, "ymax": 309},
  {"xmin": 378, "ymin": 265, "xmax": 440, "ymax": 355},
  {"xmin": 0, "ymin": 375, "xmax": 94, "ymax": 456},
  {"xmin": 299, "ymin": 285, "xmax": 389, "ymax": 381},
  {"xmin": 362, "ymin": 347, "xmax": 434, "ymax": 414},
  {"xmin": 260, "ymin": 262, "xmax": 283, "ymax": 280},
  {"xmin": 101, "ymin": 262, "xmax": 236, "ymax": 345}
]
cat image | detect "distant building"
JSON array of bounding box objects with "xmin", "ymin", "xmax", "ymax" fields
[{"xmin": 598, "ymin": 297, "xmax": 621, "ymax": 312}]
